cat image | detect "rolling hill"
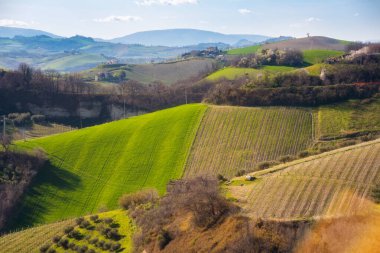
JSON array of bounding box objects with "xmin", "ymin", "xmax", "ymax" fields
[
  {"xmin": 84, "ymin": 58, "xmax": 216, "ymax": 85},
  {"xmin": 5, "ymin": 100, "xmax": 379, "ymax": 231},
  {"xmin": 110, "ymin": 29, "xmax": 270, "ymax": 47},
  {"xmin": 9, "ymin": 104, "xmax": 206, "ymax": 229},
  {"xmin": 0, "ymin": 26, "xmax": 61, "ymax": 38},
  {"xmin": 227, "ymin": 139, "xmax": 380, "ymax": 219}
]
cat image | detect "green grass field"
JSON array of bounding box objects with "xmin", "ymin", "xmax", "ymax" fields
[
  {"xmin": 228, "ymin": 139, "xmax": 380, "ymax": 219},
  {"xmin": 0, "ymin": 210, "xmax": 134, "ymax": 253},
  {"xmin": 259, "ymin": 65, "xmax": 297, "ymax": 72},
  {"xmin": 10, "ymin": 104, "xmax": 206, "ymax": 229},
  {"xmin": 316, "ymin": 98, "xmax": 380, "ymax": 138},
  {"xmin": 227, "ymin": 45, "xmax": 261, "ymax": 55},
  {"xmin": 205, "ymin": 67, "xmax": 261, "ymax": 81},
  {"xmin": 303, "ymin": 49, "xmax": 345, "ymax": 65},
  {"xmin": 185, "ymin": 106, "xmax": 313, "ymax": 178}
]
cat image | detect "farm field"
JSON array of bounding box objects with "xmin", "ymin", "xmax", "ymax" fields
[
  {"xmin": 10, "ymin": 104, "xmax": 206, "ymax": 229},
  {"xmin": 184, "ymin": 106, "xmax": 313, "ymax": 178},
  {"xmin": 41, "ymin": 54, "xmax": 108, "ymax": 72},
  {"xmin": 83, "ymin": 58, "xmax": 216, "ymax": 85},
  {"xmin": 262, "ymin": 36, "xmax": 348, "ymax": 51},
  {"xmin": 0, "ymin": 210, "xmax": 134, "ymax": 253},
  {"xmin": 228, "ymin": 139, "xmax": 380, "ymax": 219},
  {"xmin": 316, "ymin": 98, "xmax": 380, "ymax": 139},
  {"xmin": 303, "ymin": 49, "xmax": 345, "ymax": 65},
  {"xmin": 13, "ymin": 123, "xmax": 75, "ymax": 140},
  {"xmin": 227, "ymin": 45, "xmax": 261, "ymax": 55},
  {"xmin": 205, "ymin": 67, "xmax": 261, "ymax": 81}
]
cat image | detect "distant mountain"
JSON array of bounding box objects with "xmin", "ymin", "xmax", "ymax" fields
[
  {"xmin": 110, "ymin": 29, "xmax": 270, "ymax": 47},
  {"xmin": 0, "ymin": 26, "xmax": 61, "ymax": 38}
]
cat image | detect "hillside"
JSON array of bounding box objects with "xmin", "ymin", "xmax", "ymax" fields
[
  {"xmin": 9, "ymin": 104, "xmax": 206, "ymax": 229},
  {"xmin": 227, "ymin": 139, "xmax": 380, "ymax": 219},
  {"xmin": 0, "ymin": 210, "xmax": 134, "ymax": 253},
  {"xmin": 316, "ymin": 98, "xmax": 380, "ymax": 139},
  {"xmin": 185, "ymin": 106, "xmax": 313, "ymax": 178},
  {"xmin": 262, "ymin": 36, "xmax": 347, "ymax": 51},
  {"xmin": 205, "ymin": 66, "xmax": 296, "ymax": 81},
  {"xmin": 84, "ymin": 58, "xmax": 216, "ymax": 85}
]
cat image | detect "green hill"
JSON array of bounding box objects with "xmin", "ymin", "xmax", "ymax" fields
[
  {"xmin": 227, "ymin": 45, "xmax": 261, "ymax": 55},
  {"xmin": 10, "ymin": 104, "xmax": 206, "ymax": 229},
  {"xmin": 303, "ymin": 49, "xmax": 345, "ymax": 65}
]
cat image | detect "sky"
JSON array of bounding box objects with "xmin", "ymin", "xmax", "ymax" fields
[{"xmin": 0, "ymin": 0, "xmax": 379, "ymax": 41}]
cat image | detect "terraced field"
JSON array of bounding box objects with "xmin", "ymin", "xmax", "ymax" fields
[
  {"xmin": 0, "ymin": 210, "xmax": 134, "ymax": 253},
  {"xmin": 228, "ymin": 139, "xmax": 380, "ymax": 219},
  {"xmin": 316, "ymin": 98, "xmax": 380, "ymax": 139},
  {"xmin": 185, "ymin": 106, "xmax": 313, "ymax": 178},
  {"xmin": 10, "ymin": 104, "xmax": 206, "ymax": 229}
]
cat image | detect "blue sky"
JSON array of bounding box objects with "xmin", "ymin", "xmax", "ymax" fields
[{"xmin": 0, "ymin": 0, "xmax": 379, "ymax": 41}]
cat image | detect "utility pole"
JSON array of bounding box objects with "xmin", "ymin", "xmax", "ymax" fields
[
  {"xmin": 2, "ymin": 115, "xmax": 5, "ymax": 136},
  {"xmin": 185, "ymin": 89, "xmax": 188, "ymax": 104}
]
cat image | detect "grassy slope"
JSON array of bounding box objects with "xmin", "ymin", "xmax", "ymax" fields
[
  {"xmin": 185, "ymin": 106, "xmax": 313, "ymax": 178},
  {"xmin": 316, "ymin": 98, "xmax": 380, "ymax": 139},
  {"xmin": 303, "ymin": 49, "xmax": 345, "ymax": 65},
  {"xmin": 0, "ymin": 210, "xmax": 134, "ymax": 253},
  {"xmin": 41, "ymin": 54, "xmax": 107, "ymax": 72},
  {"xmin": 228, "ymin": 139, "xmax": 380, "ymax": 219},
  {"xmin": 83, "ymin": 58, "xmax": 215, "ymax": 85},
  {"xmin": 227, "ymin": 45, "xmax": 261, "ymax": 55},
  {"xmin": 205, "ymin": 67, "xmax": 261, "ymax": 81},
  {"xmin": 11, "ymin": 104, "xmax": 206, "ymax": 229}
]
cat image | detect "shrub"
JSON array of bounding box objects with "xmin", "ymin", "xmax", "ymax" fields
[
  {"xmin": 47, "ymin": 249, "xmax": 56, "ymax": 253},
  {"xmin": 58, "ymin": 238, "xmax": 69, "ymax": 249},
  {"xmin": 75, "ymin": 217, "xmax": 85, "ymax": 225},
  {"xmin": 79, "ymin": 220, "xmax": 91, "ymax": 229},
  {"xmin": 96, "ymin": 240, "xmax": 105, "ymax": 248},
  {"xmin": 68, "ymin": 242, "xmax": 76, "ymax": 250},
  {"xmin": 119, "ymin": 188, "xmax": 159, "ymax": 210},
  {"xmin": 64, "ymin": 226, "xmax": 74, "ymax": 234},
  {"xmin": 217, "ymin": 174, "xmax": 227, "ymax": 182},
  {"xmin": 79, "ymin": 245, "xmax": 88, "ymax": 253},
  {"xmin": 278, "ymin": 155, "xmax": 296, "ymax": 163},
  {"xmin": 89, "ymin": 237, "xmax": 99, "ymax": 244},
  {"xmin": 297, "ymin": 151, "xmax": 310, "ymax": 158},
  {"xmin": 107, "ymin": 228, "xmax": 120, "ymax": 240},
  {"xmin": 338, "ymin": 140, "xmax": 356, "ymax": 148},
  {"xmin": 90, "ymin": 215, "xmax": 99, "ymax": 222},
  {"xmin": 111, "ymin": 243, "xmax": 121, "ymax": 251},
  {"xmin": 104, "ymin": 218, "xmax": 113, "ymax": 224},
  {"xmin": 52, "ymin": 235, "xmax": 61, "ymax": 243},
  {"xmin": 257, "ymin": 161, "xmax": 279, "ymax": 170},
  {"xmin": 157, "ymin": 230, "xmax": 172, "ymax": 250},
  {"xmin": 235, "ymin": 170, "xmax": 246, "ymax": 177},
  {"xmin": 39, "ymin": 244, "xmax": 51, "ymax": 253},
  {"xmin": 88, "ymin": 249, "xmax": 96, "ymax": 253},
  {"xmin": 103, "ymin": 242, "xmax": 112, "ymax": 250},
  {"xmin": 68, "ymin": 229, "xmax": 83, "ymax": 240}
]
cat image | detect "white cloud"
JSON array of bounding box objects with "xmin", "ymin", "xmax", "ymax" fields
[
  {"xmin": 136, "ymin": 0, "xmax": 198, "ymax": 6},
  {"xmin": 238, "ymin": 8, "xmax": 252, "ymax": 15},
  {"xmin": 0, "ymin": 19, "xmax": 30, "ymax": 27},
  {"xmin": 93, "ymin": 15, "xmax": 142, "ymax": 23},
  {"xmin": 354, "ymin": 13, "xmax": 360, "ymax": 17},
  {"xmin": 306, "ymin": 17, "xmax": 321, "ymax": 23}
]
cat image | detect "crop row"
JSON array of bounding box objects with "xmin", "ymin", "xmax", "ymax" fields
[
  {"xmin": 240, "ymin": 140, "xmax": 380, "ymax": 219},
  {"xmin": 185, "ymin": 106, "xmax": 313, "ymax": 178}
]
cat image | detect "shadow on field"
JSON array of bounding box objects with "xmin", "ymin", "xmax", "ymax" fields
[{"xmin": 5, "ymin": 161, "xmax": 81, "ymax": 232}]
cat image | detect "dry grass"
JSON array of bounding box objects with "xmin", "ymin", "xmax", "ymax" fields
[{"xmin": 227, "ymin": 139, "xmax": 380, "ymax": 219}]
